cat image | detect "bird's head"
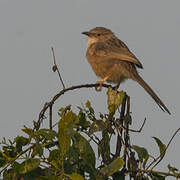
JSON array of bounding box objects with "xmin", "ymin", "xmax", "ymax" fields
[{"xmin": 82, "ymin": 27, "xmax": 115, "ymax": 47}]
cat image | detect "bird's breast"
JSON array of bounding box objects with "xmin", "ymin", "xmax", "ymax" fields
[
  {"xmin": 86, "ymin": 48, "xmax": 106, "ymax": 78},
  {"xmin": 86, "ymin": 48, "xmax": 128, "ymax": 84}
]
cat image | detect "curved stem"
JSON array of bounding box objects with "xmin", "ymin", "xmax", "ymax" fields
[{"xmin": 36, "ymin": 83, "xmax": 112, "ymax": 130}]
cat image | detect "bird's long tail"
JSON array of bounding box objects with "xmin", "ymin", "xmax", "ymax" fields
[{"xmin": 134, "ymin": 74, "xmax": 171, "ymax": 114}]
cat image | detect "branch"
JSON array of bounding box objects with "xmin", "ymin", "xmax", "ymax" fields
[
  {"xmin": 49, "ymin": 104, "xmax": 53, "ymax": 129},
  {"xmin": 115, "ymin": 94, "xmax": 127, "ymax": 157},
  {"xmin": 146, "ymin": 127, "xmax": 180, "ymax": 170},
  {"xmin": 166, "ymin": 127, "xmax": 180, "ymax": 150},
  {"xmin": 51, "ymin": 47, "xmax": 65, "ymax": 89},
  {"xmin": 0, "ymin": 144, "xmax": 35, "ymax": 174},
  {"xmin": 36, "ymin": 83, "xmax": 112, "ymax": 130},
  {"xmin": 128, "ymin": 118, "xmax": 146, "ymax": 133}
]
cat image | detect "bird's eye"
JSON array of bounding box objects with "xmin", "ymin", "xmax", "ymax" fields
[{"xmin": 97, "ymin": 33, "xmax": 101, "ymax": 36}]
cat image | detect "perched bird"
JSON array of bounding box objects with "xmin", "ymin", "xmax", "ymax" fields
[{"xmin": 82, "ymin": 27, "xmax": 170, "ymax": 114}]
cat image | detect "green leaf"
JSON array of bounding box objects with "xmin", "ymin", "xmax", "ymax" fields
[
  {"xmin": 132, "ymin": 145, "xmax": 148, "ymax": 163},
  {"xmin": 77, "ymin": 110, "xmax": 91, "ymax": 130},
  {"xmin": 65, "ymin": 173, "xmax": 84, "ymax": 180},
  {"xmin": 98, "ymin": 131, "xmax": 110, "ymax": 162},
  {"xmin": 44, "ymin": 141, "xmax": 57, "ymax": 149},
  {"xmin": 143, "ymin": 154, "xmax": 149, "ymax": 169},
  {"xmin": 78, "ymin": 110, "xmax": 86, "ymax": 125},
  {"xmin": 15, "ymin": 136, "xmax": 29, "ymax": 153},
  {"xmin": 0, "ymin": 150, "xmax": 7, "ymax": 167},
  {"xmin": 2, "ymin": 145, "xmax": 16, "ymax": 159},
  {"xmin": 64, "ymin": 146, "xmax": 81, "ymax": 174},
  {"xmin": 11, "ymin": 161, "xmax": 21, "ymax": 172},
  {"xmin": 152, "ymin": 137, "xmax": 166, "ymax": 157},
  {"xmin": 48, "ymin": 149, "xmax": 61, "ymax": 169},
  {"xmin": 22, "ymin": 126, "xmax": 33, "ymax": 136},
  {"xmin": 11, "ymin": 164, "xmax": 43, "ymax": 179},
  {"xmin": 107, "ymin": 88, "xmax": 125, "ymax": 115},
  {"xmin": 58, "ymin": 111, "xmax": 77, "ymax": 160},
  {"xmin": 88, "ymin": 120, "xmax": 106, "ymax": 135},
  {"xmin": 73, "ymin": 132, "xmax": 96, "ymax": 168},
  {"xmin": 167, "ymin": 164, "xmax": 179, "ymax": 177},
  {"xmin": 85, "ymin": 100, "xmax": 96, "ymax": 121},
  {"xmin": 85, "ymin": 100, "xmax": 91, "ymax": 109},
  {"xmin": 31, "ymin": 142, "xmax": 43, "ymax": 157},
  {"xmin": 100, "ymin": 157, "xmax": 124, "ymax": 177},
  {"xmin": 35, "ymin": 129, "xmax": 57, "ymax": 141},
  {"xmin": 124, "ymin": 113, "xmax": 132, "ymax": 125},
  {"xmin": 58, "ymin": 105, "xmax": 71, "ymax": 117},
  {"xmin": 150, "ymin": 173, "xmax": 165, "ymax": 180},
  {"xmin": 48, "ymin": 149, "xmax": 60, "ymax": 162},
  {"xmin": 167, "ymin": 164, "xmax": 178, "ymax": 172},
  {"xmin": 112, "ymin": 171, "xmax": 125, "ymax": 180},
  {"xmin": 18, "ymin": 159, "xmax": 40, "ymax": 174}
]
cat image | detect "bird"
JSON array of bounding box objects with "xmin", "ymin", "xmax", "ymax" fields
[{"xmin": 82, "ymin": 27, "xmax": 170, "ymax": 114}]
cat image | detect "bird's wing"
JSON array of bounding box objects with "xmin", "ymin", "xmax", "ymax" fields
[{"xmin": 93, "ymin": 40, "xmax": 143, "ymax": 68}]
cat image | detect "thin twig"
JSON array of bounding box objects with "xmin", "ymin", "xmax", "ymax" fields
[
  {"xmin": 0, "ymin": 144, "xmax": 35, "ymax": 174},
  {"xmin": 126, "ymin": 95, "xmax": 130, "ymax": 113},
  {"xmin": 116, "ymin": 128, "xmax": 125, "ymax": 148},
  {"xmin": 52, "ymin": 122, "xmax": 58, "ymax": 128},
  {"xmin": 115, "ymin": 118, "xmax": 146, "ymax": 133},
  {"xmin": 124, "ymin": 95, "xmax": 130, "ymax": 166},
  {"xmin": 166, "ymin": 127, "xmax": 180, "ymax": 150},
  {"xmin": 128, "ymin": 118, "xmax": 146, "ymax": 133},
  {"xmin": 49, "ymin": 105, "xmax": 52, "ymax": 129},
  {"xmin": 146, "ymin": 127, "xmax": 180, "ymax": 170},
  {"xmin": 89, "ymin": 135, "xmax": 99, "ymax": 145},
  {"xmin": 115, "ymin": 94, "xmax": 127, "ymax": 157},
  {"xmin": 51, "ymin": 47, "xmax": 65, "ymax": 89},
  {"xmin": 116, "ymin": 127, "xmax": 130, "ymax": 160},
  {"xmin": 150, "ymin": 128, "xmax": 180, "ymax": 170}
]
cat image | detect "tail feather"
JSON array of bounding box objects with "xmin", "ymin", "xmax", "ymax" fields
[{"xmin": 135, "ymin": 74, "xmax": 171, "ymax": 114}]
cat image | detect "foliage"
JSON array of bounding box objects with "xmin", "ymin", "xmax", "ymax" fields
[{"xmin": 0, "ymin": 88, "xmax": 179, "ymax": 179}]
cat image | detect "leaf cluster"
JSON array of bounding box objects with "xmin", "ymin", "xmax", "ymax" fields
[{"xmin": 0, "ymin": 88, "xmax": 179, "ymax": 180}]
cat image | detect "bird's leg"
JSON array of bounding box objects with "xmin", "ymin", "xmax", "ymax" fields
[{"xmin": 95, "ymin": 74, "xmax": 111, "ymax": 91}]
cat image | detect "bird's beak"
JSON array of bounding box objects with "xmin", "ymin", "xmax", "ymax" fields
[{"xmin": 82, "ymin": 31, "xmax": 91, "ymax": 36}]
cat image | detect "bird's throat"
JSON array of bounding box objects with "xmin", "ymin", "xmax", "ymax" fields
[{"xmin": 87, "ymin": 37, "xmax": 98, "ymax": 48}]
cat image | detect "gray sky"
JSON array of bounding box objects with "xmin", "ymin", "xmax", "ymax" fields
[{"xmin": 0, "ymin": 0, "xmax": 179, "ymax": 175}]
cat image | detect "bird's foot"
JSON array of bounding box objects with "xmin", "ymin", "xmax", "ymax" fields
[{"xmin": 95, "ymin": 74, "xmax": 112, "ymax": 91}]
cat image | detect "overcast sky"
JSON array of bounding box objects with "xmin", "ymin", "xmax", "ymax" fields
[{"xmin": 0, "ymin": 0, "xmax": 179, "ymax": 175}]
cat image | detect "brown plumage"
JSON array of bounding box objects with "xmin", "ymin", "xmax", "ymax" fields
[{"xmin": 82, "ymin": 27, "xmax": 170, "ymax": 114}]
